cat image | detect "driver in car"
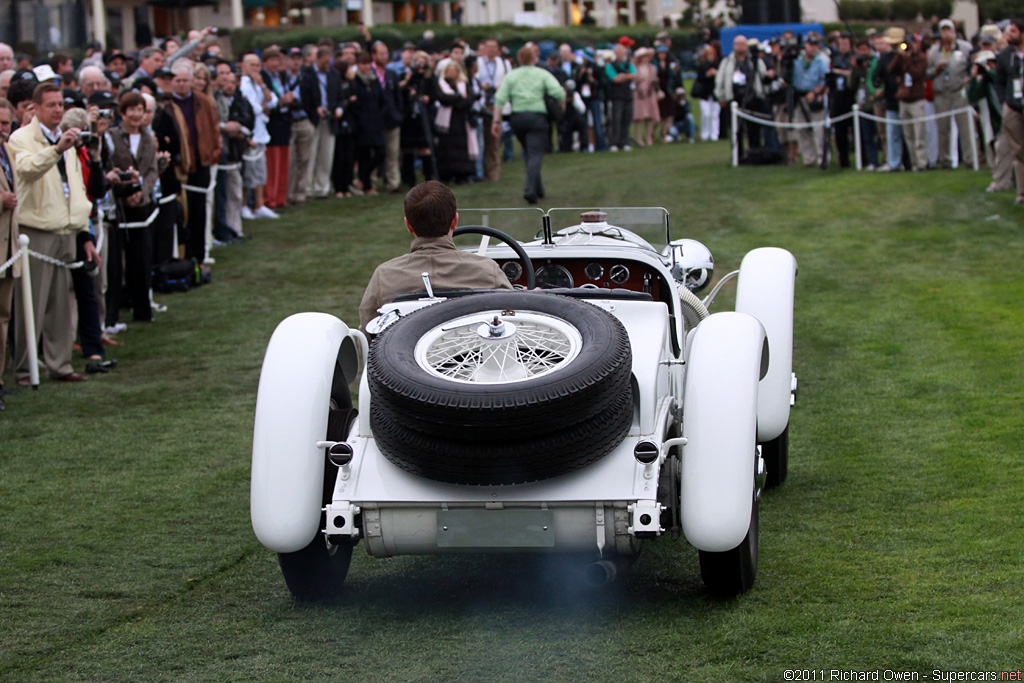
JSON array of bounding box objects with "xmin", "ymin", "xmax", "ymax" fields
[{"xmin": 359, "ymin": 181, "xmax": 513, "ymax": 330}]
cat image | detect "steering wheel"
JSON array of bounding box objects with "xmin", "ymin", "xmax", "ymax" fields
[{"xmin": 453, "ymin": 225, "xmax": 537, "ymax": 290}]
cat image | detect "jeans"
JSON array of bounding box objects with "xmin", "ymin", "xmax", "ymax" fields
[
  {"xmin": 859, "ymin": 116, "xmax": 879, "ymax": 168},
  {"xmin": 885, "ymin": 109, "xmax": 902, "ymax": 170},
  {"xmin": 586, "ymin": 98, "xmax": 608, "ymax": 150}
]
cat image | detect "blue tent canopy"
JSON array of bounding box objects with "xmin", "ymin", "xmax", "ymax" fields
[{"xmin": 719, "ymin": 23, "xmax": 825, "ymax": 55}]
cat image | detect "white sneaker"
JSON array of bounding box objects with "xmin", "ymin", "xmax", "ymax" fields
[
  {"xmin": 254, "ymin": 206, "xmax": 279, "ymax": 219},
  {"xmin": 587, "ymin": 144, "xmax": 595, "ymax": 153},
  {"xmin": 622, "ymin": 145, "xmax": 633, "ymax": 151},
  {"xmin": 240, "ymin": 206, "xmax": 256, "ymax": 220},
  {"xmin": 865, "ymin": 164, "xmax": 876, "ymax": 171},
  {"xmin": 875, "ymin": 164, "xmax": 891, "ymax": 172},
  {"xmin": 609, "ymin": 146, "xmax": 619, "ymax": 152},
  {"xmin": 664, "ymin": 136, "xmax": 674, "ymax": 143},
  {"xmin": 151, "ymin": 301, "xmax": 167, "ymax": 313},
  {"xmin": 103, "ymin": 322, "xmax": 127, "ymax": 335}
]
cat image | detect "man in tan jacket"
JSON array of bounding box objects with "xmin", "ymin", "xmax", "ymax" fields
[
  {"xmin": 358, "ymin": 181, "xmax": 511, "ymax": 330},
  {"xmin": 8, "ymin": 82, "xmax": 100, "ymax": 385},
  {"xmin": 0, "ymin": 97, "xmax": 19, "ymax": 405}
]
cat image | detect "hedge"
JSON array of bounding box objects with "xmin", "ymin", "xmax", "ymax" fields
[
  {"xmin": 229, "ymin": 22, "xmax": 697, "ymax": 55},
  {"xmin": 836, "ymin": 0, "xmax": 952, "ymax": 21}
]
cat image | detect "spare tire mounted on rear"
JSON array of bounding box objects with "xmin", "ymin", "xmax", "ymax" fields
[{"xmin": 368, "ymin": 291, "xmax": 633, "ymax": 485}]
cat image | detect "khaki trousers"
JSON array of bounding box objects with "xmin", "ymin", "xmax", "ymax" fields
[
  {"xmin": 308, "ymin": 118, "xmax": 336, "ymax": 198},
  {"xmin": 288, "ymin": 118, "xmax": 315, "ymax": 203},
  {"xmin": 1001, "ymin": 105, "xmax": 1024, "ymax": 200},
  {"xmin": 482, "ymin": 119, "xmax": 502, "ymax": 180},
  {"xmin": 14, "ymin": 227, "xmax": 76, "ymax": 380},
  {"xmin": 899, "ymin": 99, "xmax": 928, "ymax": 171},
  {"xmin": 933, "ymin": 90, "xmax": 974, "ymax": 168},
  {"xmin": 990, "ymin": 125, "xmax": 1014, "ymax": 191},
  {"xmin": 0, "ymin": 275, "xmax": 14, "ymax": 380},
  {"xmin": 383, "ymin": 127, "xmax": 401, "ymax": 191},
  {"xmin": 793, "ymin": 103, "xmax": 825, "ymax": 166}
]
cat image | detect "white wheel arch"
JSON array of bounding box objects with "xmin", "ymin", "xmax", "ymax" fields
[
  {"xmin": 251, "ymin": 313, "xmax": 358, "ymax": 553},
  {"xmin": 735, "ymin": 247, "xmax": 797, "ymax": 442},
  {"xmin": 681, "ymin": 312, "xmax": 766, "ymax": 553}
]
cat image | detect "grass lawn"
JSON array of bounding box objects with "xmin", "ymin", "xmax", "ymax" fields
[{"xmin": 2, "ymin": 141, "xmax": 1022, "ymax": 682}]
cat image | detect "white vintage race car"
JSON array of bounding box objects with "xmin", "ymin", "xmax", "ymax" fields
[{"xmin": 251, "ymin": 207, "xmax": 797, "ymax": 601}]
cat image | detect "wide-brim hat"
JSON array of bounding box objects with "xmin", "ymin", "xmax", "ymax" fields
[
  {"xmin": 634, "ymin": 47, "xmax": 655, "ymax": 59},
  {"xmin": 882, "ymin": 27, "xmax": 906, "ymax": 45},
  {"xmin": 973, "ymin": 50, "xmax": 996, "ymax": 64}
]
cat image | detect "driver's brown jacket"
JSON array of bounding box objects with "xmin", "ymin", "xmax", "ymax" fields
[{"xmin": 359, "ymin": 234, "xmax": 512, "ymax": 330}]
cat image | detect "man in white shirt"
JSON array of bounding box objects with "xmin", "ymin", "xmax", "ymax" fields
[{"xmin": 240, "ymin": 52, "xmax": 279, "ymax": 219}]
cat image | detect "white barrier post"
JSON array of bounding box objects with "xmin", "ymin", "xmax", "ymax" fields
[
  {"xmin": 967, "ymin": 109, "xmax": 979, "ymax": 171},
  {"xmin": 17, "ymin": 234, "xmax": 39, "ymax": 388},
  {"xmin": 730, "ymin": 102, "xmax": 739, "ymax": 167},
  {"xmin": 853, "ymin": 104, "xmax": 862, "ymax": 171}
]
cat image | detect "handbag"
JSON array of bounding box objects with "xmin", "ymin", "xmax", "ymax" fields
[{"xmin": 544, "ymin": 93, "xmax": 565, "ymax": 122}]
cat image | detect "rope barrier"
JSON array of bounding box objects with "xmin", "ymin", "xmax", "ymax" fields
[
  {"xmin": 734, "ymin": 107, "xmax": 854, "ymax": 128},
  {"xmin": 855, "ymin": 105, "xmax": 975, "ymax": 125},
  {"xmin": 730, "ymin": 101, "xmax": 980, "ymax": 171},
  {"xmin": 0, "ymin": 246, "xmax": 23, "ymax": 275},
  {"xmin": 28, "ymin": 249, "xmax": 85, "ymax": 269},
  {"xmin": 119, "ymin": 207, "xmax": 160, "ymax": 230}
]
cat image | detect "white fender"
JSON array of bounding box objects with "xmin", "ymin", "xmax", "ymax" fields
[
  {"xmin": 681, "ymin": 312, "xmax": 765, "ymax": 552},
  {"xmin": 735, "ymin": 247, "xmax": 797, "ymax": 442},
  {"xmin": 251, "ymin": 312, "xmax": 352, "ymax": 553}
]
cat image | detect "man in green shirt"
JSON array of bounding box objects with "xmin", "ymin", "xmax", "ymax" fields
[{"xmin": 492, "ymin": 46, "xmax": 565, "ymax": 204}]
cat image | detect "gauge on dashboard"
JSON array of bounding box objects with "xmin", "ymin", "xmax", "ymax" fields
[
  {"xmin": 584, "ymin": 262, "xmax": 604, "ymax": 281},
  {"xmin": 609, "ymin": 264, "xmax": 630, "ymax": 284},
  {"xmin": 501, "ymin": 261, "xmax": 523, "ymax": 282},
  {"xmin": 535, "ymin": 264, "xmax": 574, "ymax": 289}
]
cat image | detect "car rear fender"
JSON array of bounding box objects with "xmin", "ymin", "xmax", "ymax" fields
[
  {"xmin": 251, "ymin": 312, "xmax": 357, "ymax": 553},
  {"xmin": 681, "ymin": 312, "xmax": 765, "ymax": 552}
]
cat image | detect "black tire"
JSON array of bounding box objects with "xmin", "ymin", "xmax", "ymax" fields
[
  {"xmin": 698, "ymin": 494, "xmax": 758, "ymax": 597},
  {"xmin": 368, "ymin": 291, "xmax": 632, "ymax": 440},
  {"xmin": 760, "ymin": 424, "xmax": 789, "ymax": 489},
  {"xmin": 372, "ymin": 387, "xmax": 633, "ymax": 485},
  {"xmin": 277, "ymin": 407, "xmax": 357, "ymax": 602}
]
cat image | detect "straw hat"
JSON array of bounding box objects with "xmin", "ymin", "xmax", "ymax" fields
[
  {"xmin": 882, "ymin": 27, "xmax": 906, "ymax": 45},
  {"xmin": 633, "ymin": 47, "xmax": 655, "ymax": 59}
]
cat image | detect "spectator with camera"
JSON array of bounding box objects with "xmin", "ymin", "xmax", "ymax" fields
[
  {"xmin": 104, "ymin": 91, "xmax": 158, "ymax": 326},
  {"xmin": 693, "ymin": 44, "xmax": 721, "ymax": 141},
  {"xmin": 715, "ymin": 35, "xmax": 768, "ymax": 156},
  {"xmin": 398, "ymin": 50, "xmax": 436, "ymax": 188},
  {"xmin": 791, "ymin": 33, "xmax": 829, "ymax": 167},
  {"xmin": 889, "ymin": 34, "xmax": 929, "ymax": 172},
  {"xmin": 829, "ymin": 33, "xmax": 857, "ymax": 169},
  {"xmin": 432, "ymin": 60, "xmax": 478, "ymax": 184},
  {"xmin": 994, "ymin": 18, "xmax": 1024, "ymax": 205},
  {"xmin": 927, "ymin": 19, "xmax": 974, "ymax": 169},
  {"xmin": 9, "ymin": 82, "xmax": 100, "ymax": 385},
  {"xmin": 64, "ymin": 100, "xmax": 114, "ymax": 351},
  {"xmin": 850, "ymin": 38, "xmax": 880, "ymax": 169}
]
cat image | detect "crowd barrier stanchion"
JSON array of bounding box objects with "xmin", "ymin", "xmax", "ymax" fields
[
  {"xmin": 17, "ymin": 234, "xmax": 39, "ymax": 389},
  {"xmin": 853, "ymin": 104, "xmax": 863, "ymax": 171},
  {"xmin": 730, "ymin": 101, "xmax": 739, "ymax": 168}
]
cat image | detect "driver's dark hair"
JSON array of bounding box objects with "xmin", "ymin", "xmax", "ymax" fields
[{"xmin": 404, "ymin": 181, "xmax": 456, "ymax": 238}]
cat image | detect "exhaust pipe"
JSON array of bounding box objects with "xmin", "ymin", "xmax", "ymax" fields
[{"xmin": 583, "ymin": 560, "xmax": 618, "ymax": 587}]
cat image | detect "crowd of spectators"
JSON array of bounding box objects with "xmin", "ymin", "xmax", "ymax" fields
[
  {"xmin": 692, "ymin": 17, "xmax": 1024, "ymax": 193},
  {"xmin": 0, "ymin": 17, "xmax": 1022, "ymax": 407}
]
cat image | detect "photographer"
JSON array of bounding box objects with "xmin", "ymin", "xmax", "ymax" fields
[
  {"xmin": 790, "ymin": 33, "xmax": 829, "ymax": 167},
  {"xmin": 399, "ymin": 50, "xmax": 436, "ymax": 187},
  {"xmin": 927, "ymin": 19, "xmax": 974, "ymax": 169},
  {"xmin": 9, "ymin": 82, "xmax": 99, "ymax": 385},
  {"xmin": 714, "ymin": 36, "xmax": 768, "ymax": 156},
  {"xmin": 105, "ymin": 91, "xmax": 158, "ymax": 325},
  {"xmin": 889, "ymin": 34, "xmax": 928, "ymax": 172},
  {"xmin": 851, "ymin": 38, "xmax": 880, "ymax": 169},
  {"xmin": 828, "ymin": 34, "xmax": 856, "ymax": 168},
  {"xmin": 62, "ymin": 104, "xmax": 110, "ymax": 358}
]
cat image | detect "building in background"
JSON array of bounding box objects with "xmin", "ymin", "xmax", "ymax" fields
[{"xmin": 0, "ymin": 0, "xmax": 979, "ymax": 55}]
